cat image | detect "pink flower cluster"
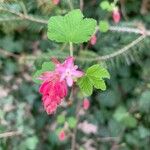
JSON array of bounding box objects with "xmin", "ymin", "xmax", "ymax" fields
[
  {"xmin": 78, "ymin": 121, "xmax": 97, "ymax": 134},
  {"xmin": 39, "ymin": 57, "xmax": 83, "ymax": 115}
]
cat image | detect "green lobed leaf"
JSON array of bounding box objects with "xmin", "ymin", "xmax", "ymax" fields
[
  {"xmin": 47, "ymin": 9, "xmax": 97, "ymax": 43},
  {"xmin": 113, "ymin": 106, "xmax": 137, "ymax": 128},
  {"xmin": 33, "ymin": 61, "xmax": 55, "ymax": 84},
  {"xmin": 67, "ymin": 117, "xmax": 77, "ymax": 129},
  {"xmin": 24, "ymin": 136, "xmax": 38, "ymax": 150},
  {"xmin": 100, "ymin": 1, "xmax": 110, "ymax": 10},
  {"xmin": 87, "ymin": 64, "xmax": 110, "ymax": 79},
  {"xmin": 78, "ymin": 76, "xmax": 93, "ymax": 96},
  {"xmin": 57, "ymin": 115, "xmax": 65, "ymax": 124},
  {"xmin": 99, "ymin": 20, "xmax": 109, "ymax": 32},
  {"xmin": 78, "ymin": 64, "xmax": 110, "ymax": 96},
  {"xmin": 139, "ymin": 91, "xmax": 150, "ymax": 113},
  {"xmin": 138, "ymin": 126, "xmax": 150, "ymax": 139},
  {"xmin": 100, "ymin": 1, "xmax": 116, "ymax": 12},
  {"xmin": 89, "ymin": 77, "xmax": 106, "ymax": 90}
]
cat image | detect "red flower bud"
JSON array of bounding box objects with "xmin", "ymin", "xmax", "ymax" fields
[
  {"xmin": 83, "ymin": 98, "xmax": 90, "ymax": 110},
  {"xmin": 52, "ymin": 0, "xmax": 60, "ymax": 5},
  {"xmin": 90, "ymin": 35, "xmax": 97, "ymax": 45},
  {"xmin": 58, "ymin": 130, "xmax": 65, "ymax": 141},
  {"xmin": 112, "ymin": 9, "xmax": 121, "ymax": 24}
]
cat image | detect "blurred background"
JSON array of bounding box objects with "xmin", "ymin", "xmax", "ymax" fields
[{"xmin": 0, "ymin": 0, "xmax": 150, "ymax": 150}]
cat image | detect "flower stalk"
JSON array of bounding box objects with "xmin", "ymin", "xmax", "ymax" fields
[{"xmin": 69, "ymin": 42, "xmax": 73, "ymax": 56}]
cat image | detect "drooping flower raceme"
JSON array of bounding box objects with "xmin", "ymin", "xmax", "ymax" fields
[
  {"xmin": 56, "ymin": 57, "xmax": 84, "ymax": 87},
  {"xmin": 39, "ymin": 72, "xmax": 67, "ymax": 114},
  {"xmin": 39, "ymin": 57, "xmax": 83, "ymax": 114}
]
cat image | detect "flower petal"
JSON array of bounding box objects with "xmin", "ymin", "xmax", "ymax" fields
[
  {"xmin": 72, "ymin": 70, "xmax": 84, "ymax": 78},
  {"xmin": 66, "ymin": 76, "xmax": 73, "ymax": 87},
  {"xmin": 65, "ymin": 57, "xmax": 74, "ymax": 68}
]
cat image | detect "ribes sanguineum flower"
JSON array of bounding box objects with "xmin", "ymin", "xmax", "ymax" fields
[
  {"xmin": 56, "ymin": 57, "xmax": 84, "ymax": 87},
  {"xmin": 112, "ymin": 9, "xmax": 121, "ymax": 24},
  {"xmin": 90, "ymin": 35, "xmax": 97, "ymax": 45},
  {"xmin": 38, "ymin": 57, "xmax": 83, "ymax": 114},
  {"xmin": 39, "ymin": 72, "xmax": 67, "ymax": 114}
]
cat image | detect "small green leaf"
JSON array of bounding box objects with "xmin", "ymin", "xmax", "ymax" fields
[
  {"xmin": 139, "ymin": 91, "xmax": 150, "ymax": 113},
  {"xmin": 78, "ymin": 76, "xmax": 93, "ymax": 96},
  {"xmin": 42, "ymin": 62, "xmax": 54, "ymax": 71},
  {"xmin": 121, "ymin": 115, "xmax": 137, "ymax": 128},
  {"xmin": 57, "ymin": 115, "xmax": 65, "ymax": 124},
  {"xmin": 138, "ymin": 126, "xmax": 150, "ymax": 139},
  {"xmin": 33, "ymin": 61, "xmax": 55, "ymax": 84},
  {"xmin": 113, "ymin": 106, "xmax": 137, "ymax": 128},
  {"xmin": 87, "ymin": 64, "xmax": 110, "ymax": 79},
  {"xmin": 25, "ymin": 136, "xmax": 38, "ymax": 150},
  {"xmin": 48, "ymin": 132, "xmax": 59, "ymax": 144},
  {"xmin": 32, "ymin": 70, "xmax": 44, "ymax": 84},
  {"xmin": 89, "ymin": 77, "xmax": 106, "ymax": 90},
  {"xmin": 100, "ymin": 1, "xmax": 110, "ymax": 10},
  {"xmin": 113, "ymin": 106, "xmax": 127, "ymax": 121},
  {"xmin": 47, "ymin": 9, "xmax": 97, "ymax": 43},
  {"xmin": 67, "ymin": 117, "xmax": 77, "ymax": 129},
  {"xmin": 99, "ymin": 20, "xmax": 109, "ymax": 32},
  {"xmin": 78, "ymin": 64, "xmax": 110, "ymax": 96}
]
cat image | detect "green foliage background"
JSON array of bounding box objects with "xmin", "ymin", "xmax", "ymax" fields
[{"xmin": 0, "ymin": 0, "xmax": 150, "ymax": 150}]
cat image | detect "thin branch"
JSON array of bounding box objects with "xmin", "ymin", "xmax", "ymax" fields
[
  {"xmin": 80, "ymin": 0, "xmax": 84, "ymax": 11},
  {"xmin": 0, "ymin": 131, "xmax": 21, "ymax": 138},
  {"xmin": 0, "ymin": 7, "xmax": 148, "ymax": 63},
  {"xmin": 0, "ymin": 7, "xmax": 48, "ymax": 24},
  {"xmin": 71, "ymin": 100, "xmax": 81, "ymax": 150},
  {"xmin": 69, "ymin": 42, "xmax": 73, "ymax": 56},
  {"xmin": 0, "ymin": 17, "xmax": 22, "ymax": 22},
  {"xmin": 109, "ymin": 26, "xmax": 150, "ymax": 36},
  {"xmin": 97, "ymin": 136, "xmax": 120, "ymax": 142},
  {"xmin": 67, "ymin": 0, "xmax": 74, "ymax": 10},
  {"xmin": 93, "ymin": 35, "xmax": 146, "ymax": 61},
  {"xmin": 1, "ymin": 6, "xmax": 150, "ymax": 36},
  {"xmin": 0, "ymin": 48, "xmax": 19, "ymax": 59}
]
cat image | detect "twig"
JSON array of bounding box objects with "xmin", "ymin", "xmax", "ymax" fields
[
  {"xmin": 92, "ymin": 34, "xmax": 146, "ymax": 61},
  {"xmin": 109, "ymin": 26, "xmax": 150, "ymax": 36},
  {"xmin": 71, "ymin": 100, "xmax": 81, "ymax": 150},
  {"xmin": 1, "ymin": 6, "xmax": 150, "ymax": 36},
  {"xmin": 0, "ymin": 7, "xmax": 148, "ymax": 63},
  {"xmin": 0, "ymin": 48, "xmax": 19, "ymax": 59},
  {"xmin": 80, "ymin": 0, "xmax": 84, "ymax": 11},
  {"xmin": 0, "ymin": 17, "xmax": 22, "ymax": 22},
  {"xmin": 67, "ymin": 0, "xmax": 74, "ymax": 10},
  {"xmin": 97, "ymin": 136, "xmax": 120, "ymax": 142},
  {"xmin": 0, "ymin": 131, "xmax": 21, "ymax": 138},
  {"xmin": 69, "ymin": 42, "xmax": 73, "ymax": 56},
  {"xmin": 0, "ymin": 7, "xmax": 48, "ymax": 24}
]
